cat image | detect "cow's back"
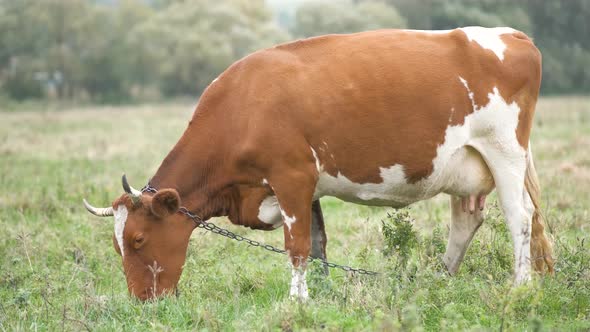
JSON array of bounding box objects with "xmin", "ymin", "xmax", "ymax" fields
[{"xmin": 200, "ymin": 28, "xmax": 541, "ymax": 206}]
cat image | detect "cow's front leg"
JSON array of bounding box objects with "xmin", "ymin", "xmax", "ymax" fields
[
  {"xmin": 269, "ymin": 171, "xmax": 316, "ymax": 301},
  {"xmin": 310, "ymin": 199, "xmax": 329, "ymax": 275}
]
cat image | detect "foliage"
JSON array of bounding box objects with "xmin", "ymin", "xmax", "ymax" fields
[
  {"xmin": 0, "ymin": 0, "xmax": 287, "ymax": 101},
  {"xmin": 0, "ymin": 0, "xmax": 152, "ymax": 102},
  {"xmin": 292, "ymin": 0, "xmax": 406, "ymax": 37},
  {"xmin": 381, "ymin": 209, "xmax": 417, "ymax": 265},
  {"xmin": 523, "ymin": 0, "xmax": 590, "ymax": 94},
  {"xmin": 389, "ymin": 0, "xmax": 590, "ymax": 94},
  {"xmin": 127, "ymin": 0, "xmax": 288, "ymax": 96},
  {"xmin": 0, "ymin": 0, "xmax": 588, "ymax": 101},
  {"xmin": 0, "ymin": 97, "xmax": 589, "ymax": 330}
]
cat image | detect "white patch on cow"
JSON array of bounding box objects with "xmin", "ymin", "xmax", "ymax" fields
[
  {"xmin": 280, "ymin": 208, "xmax": 297, "ymax": 236},
  {"xmin": 312, "ymin": 79, "xmax": 522, "ymax": 208},
  {"xmin": 459, "ymin": 77, "xmax": 477, "ymax": 111},
  {"xmin": 289, "ymin": 267, "xmax": 308, "ymax": 301},
  {"xmin": 314, "ymin": 164, "xmax": 410, "ymax": 206},
  {"xmin": 428, "ymin": 78, "xmax": 523, "ymax": 195},
  {"xmin": 448, "ymin": 107, "xmax": 455, "ymax": 123},
  {"xmin": 514, "ymin": 182, "xmax": 534, "ymax": 283},
  {"xmin": 113, "ymin": 205, "xmax": 128, "ymax": 257},
  {"xmin": 257, "ymin": 196, "xmax": 283, "ymax": 228},
  {"xmin": 262, "ymin": 178, "xmax": 269, "ymax": 186},
  {"xmin": 459, "ymin": 27, "xmax": 515, "ymax": 61},
  {"xmin": 310, "ymin": 146, "xmax": 323, "ymax": 173}
]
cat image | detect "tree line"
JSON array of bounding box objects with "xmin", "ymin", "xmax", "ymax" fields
[{"xmin": 0, "ymin": 0, "xmax": 588, "ymax": 103}]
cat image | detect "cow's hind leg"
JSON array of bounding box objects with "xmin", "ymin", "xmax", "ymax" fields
[
  {"xmin": 444, "ymin": 195, "xmax": 484, "ymax": 275},
  {"xmin": 310, "ymin": 199, "xmax": 329, "ymax": 275},
  {"xmin": 475, "ymin": 144, "xmax": 532, "ymax": 284}
]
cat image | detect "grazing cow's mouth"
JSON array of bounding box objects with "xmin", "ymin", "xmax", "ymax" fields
[{"xmin": 132, "ymin": 286, "xmax": 176, "ymax": 302}]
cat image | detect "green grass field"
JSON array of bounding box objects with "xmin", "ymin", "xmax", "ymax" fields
[{"xmin": 1, "ymin": 97, "xmax": 589, "ymax": 331}]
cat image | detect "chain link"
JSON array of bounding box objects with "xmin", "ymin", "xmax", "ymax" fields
[
  {"xmin": 144, "ymin": 184, "xmax": 379, "ymax": 276},
  {"xmin": 184, "ymin": 207, "xmax": 380, "ymax": 276}
]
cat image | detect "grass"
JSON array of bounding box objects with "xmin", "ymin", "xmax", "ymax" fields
[{"xmin": 0, "ymin": 97, "xmax": 589, "ymax": 331}]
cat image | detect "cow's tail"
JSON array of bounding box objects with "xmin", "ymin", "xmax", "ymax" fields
[{"xmin": 525, "ymin": 146, "xmax": 555, "ymax": 274}]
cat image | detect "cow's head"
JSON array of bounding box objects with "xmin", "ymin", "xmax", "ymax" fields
[{"xmin": 83, "ymin": 176, "xmax": 195, "ymax": 301}]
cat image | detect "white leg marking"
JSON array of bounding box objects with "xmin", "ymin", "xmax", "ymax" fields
[
  {"xmin": 289, "ymin": 266, "xmax": 309, "ymax": 301},
  {"xmin": 280, "ymin": 208, "xmax": 297, "ymax": 238},
  {"xmin": 113, "ymin": 205, "xmax": 128, "ymax": 257},
  {"xmin": 310, "ymin": 146, "xmax": 323, "ymax": 173},
  {"xmin": 507, "ymin": 203, "xmax": 532, "ymax": 285},
  {"xmin": 479, "ymin": 146, "xmax": 531, "ymax": 284},
  {"xmin": 515, "ymin": 189, "xmax": 535, "ymax": 283}
]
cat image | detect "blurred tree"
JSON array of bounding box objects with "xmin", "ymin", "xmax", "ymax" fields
[
  {"xmin": 358, "ymin": 1, "xmax": 407, "ymax": 31},
  {"xmin": 522, "ymin": 0, "xmax": 590, "ymax": 93},
  {"xmin": 431, "ymin": 2, "xmax": 507, "ymax": 30},
  {"xmin": 128, "ymin": 0, "xmax": 289, "ymax": 96},
  {"xmin": 387, "ymin": 0, "xmax": 434, "ymax": 29},
  {"xmin": 111, "ymin": 0, "xmax": 155, "ymax": 98},
  {"xmin": 0, "ymin": 0, "xmax": 587, "ymax": 101},
  {"xmin": 292, "ymin": 0, "xmax": 406, "ymax": 38},
  {"xmin": 392, "ymin": 0, "xmax": 531, "ymax": 33},
  {"xmin": 0, "ymin": 0, "xmax": 153, "ymax": 101},
  {"xmin": 390, "ymin": 0, "xmax": 588, "ymax": 94},
  {"xmin": 0, "ymin": 0, "xmax": 55, "ymax": 99}
]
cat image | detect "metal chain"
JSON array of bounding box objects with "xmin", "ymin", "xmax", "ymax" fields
[
  {"xmin": 142, "ymin": 184, "xmax": 378, "ymax": 276},
  {"xmin": 178, "ymin": 207, "xmax": 379, "ymax": 276}
]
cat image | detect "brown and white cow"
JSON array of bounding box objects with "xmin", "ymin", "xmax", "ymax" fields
[{"xmin": 84, "ymin": 27, "xmax": 554, "ymax": 301}]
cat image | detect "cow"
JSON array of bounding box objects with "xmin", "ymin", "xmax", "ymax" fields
[{"xmin": 83, "ymin": 27, "xmax": 554, "ymax": 301}]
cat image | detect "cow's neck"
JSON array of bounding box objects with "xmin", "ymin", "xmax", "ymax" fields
[{"xmin": 149, "ymin": 116, "xmax": 233, "ymax": 221}]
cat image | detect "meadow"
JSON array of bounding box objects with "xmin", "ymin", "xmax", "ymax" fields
[{"xmin": 0, "ymin": 97, "xmax": 589, "ymax": 331}]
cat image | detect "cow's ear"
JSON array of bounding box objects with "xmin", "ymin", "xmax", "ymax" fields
[{"xmin": 151, "ymin": 189, "xmax": 181, "ymax": 218}]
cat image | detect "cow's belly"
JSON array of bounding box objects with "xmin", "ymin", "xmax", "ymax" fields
[
  {"xmin": 313, "ymin": 146, "xmax": 495, "ymax": 207},
  {"xmin": 257, "ymin": 147, "xmax": 495, "ymax": 226},
  {"xmin": 313, "ymin": 164, "xmax": 424, "ymax": 208}
]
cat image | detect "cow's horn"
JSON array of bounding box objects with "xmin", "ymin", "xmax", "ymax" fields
[
  {"xmin": 83, "ymin": 199, "xmax": 114, "ymax": 217},
  {"xmin": 122, "ymin": 174, "xmax": 142, "ymax": 204}
]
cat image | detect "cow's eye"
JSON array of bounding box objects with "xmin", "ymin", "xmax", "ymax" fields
[{"xmin": 133, "ymin": 234, "xmax": 145, "ymax": 249}]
